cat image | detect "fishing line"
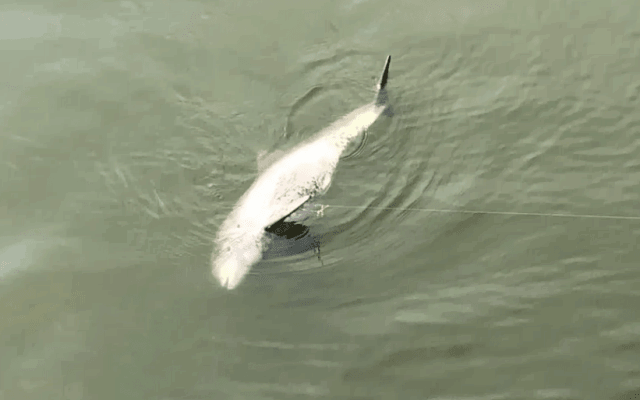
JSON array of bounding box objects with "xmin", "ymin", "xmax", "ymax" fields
[
  {"xmin": 209, "ymin": 203, "xmax": 639, "ymax": 221},
  {"xmin": 321, "ymin": 204, "xmax": 640, "ymax": 221}
]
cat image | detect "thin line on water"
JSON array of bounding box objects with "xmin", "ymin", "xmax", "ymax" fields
[{"xmin": 323, "ymin": 204, "xmax": 640, "ymax": 221}]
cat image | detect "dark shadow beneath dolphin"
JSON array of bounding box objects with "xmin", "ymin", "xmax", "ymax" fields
[{"xmin": 263, "ymin": 214, "xmax": 322, "ymax": 262}]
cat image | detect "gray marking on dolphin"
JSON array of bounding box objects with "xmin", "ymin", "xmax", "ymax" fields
[{"xmin": 211, "ymin": 55, "xmax": 392, "ymax": 289}]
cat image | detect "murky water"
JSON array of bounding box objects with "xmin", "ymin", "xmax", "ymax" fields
[{"xmin": 1, "ymin": 1, "xmax": 640, "ymax": 399}]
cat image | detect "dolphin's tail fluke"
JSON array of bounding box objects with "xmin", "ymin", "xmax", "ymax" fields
[{"xmin": 375, "ymin": 55, "xmax": 391, "ymax": 106}]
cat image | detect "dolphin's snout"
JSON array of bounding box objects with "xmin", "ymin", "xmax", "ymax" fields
[
  {"xmin": 214, "ymin": 259, "xmax": 243, "ymax": 289},
  {"xmin": 212, "ymin": 235, "xmax": 263, "ymax": 290},
  {"xmin": 213, "ymin": 253, "xmax": 249, "ymax": 290}
]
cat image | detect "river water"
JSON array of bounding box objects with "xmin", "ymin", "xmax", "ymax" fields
[{"xmin": 1, "ymin": 1, "xmax": 640, "ymax": 399}]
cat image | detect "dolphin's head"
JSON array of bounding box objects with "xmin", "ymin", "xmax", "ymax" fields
[{"xmin": 211, "ymin": 228, "xmax": 263, "ymax": 290}]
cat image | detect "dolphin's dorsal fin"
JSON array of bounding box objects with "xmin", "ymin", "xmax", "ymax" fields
[
  {"xmin": 257, "ymin": 149, "xmax": 285, "ymax": 172},
  {"xmin": 375, "ymin": 55, "xmax": 391, "ymax": 106}
]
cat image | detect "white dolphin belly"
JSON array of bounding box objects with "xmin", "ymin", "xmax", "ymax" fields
[
  {"xmin": 212, "ymin": 140, "xmax": 339, "ymax": 289},
  {"xmin": 211, "ymin": 55, "xmax": 392, "ymax": 290}
]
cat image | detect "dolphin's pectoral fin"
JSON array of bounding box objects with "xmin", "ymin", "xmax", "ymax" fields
[
  {"xmin": 265, "ymin": 216, "xmax": 309, "ymax": 239},
  {"xmin": 263, "ymin": 211, "xmax": 324, "ymax": 263},
  {"xmin": 264, "ymin": 200, "xmax": 328, "ymax": 239}
]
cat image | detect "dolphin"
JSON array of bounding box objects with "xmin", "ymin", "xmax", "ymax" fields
[{"xmin": 211, "ymin": 55, "xmax": 392, "ymax": 289}]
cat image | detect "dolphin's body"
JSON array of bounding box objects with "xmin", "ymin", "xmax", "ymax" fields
[{"xmin": 212, "ymin": 55, "xmax": 391, "ymax": 289}]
